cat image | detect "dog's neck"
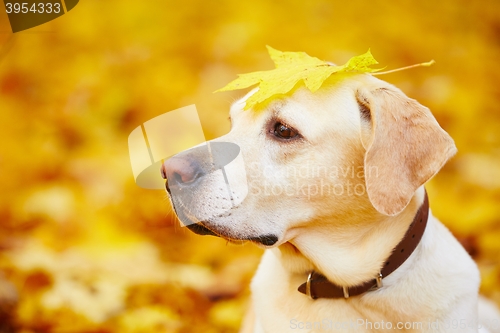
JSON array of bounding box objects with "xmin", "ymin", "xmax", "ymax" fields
[{"xmin": 276, "ymin": 187, "xmax": 427, "ymax": 288}]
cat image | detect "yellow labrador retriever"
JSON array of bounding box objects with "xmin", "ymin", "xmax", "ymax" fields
[{"xmin": 162, "ymin": 73, "xmax": 499, "ymax": 332}]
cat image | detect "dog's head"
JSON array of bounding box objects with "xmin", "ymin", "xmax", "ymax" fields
[{"xmin": 162, "ymin": 74, "xmax": 456, "ymax": 248}]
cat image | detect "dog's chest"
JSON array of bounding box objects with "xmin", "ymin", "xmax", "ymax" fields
[{"xmin": 250, "ymin": 251, "xmax": 396, "ymax": 332}]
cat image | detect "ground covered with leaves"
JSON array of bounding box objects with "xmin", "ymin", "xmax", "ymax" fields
[{"xmin": 0, "ymin": 0, "xmax": 499, "ymax": 332}]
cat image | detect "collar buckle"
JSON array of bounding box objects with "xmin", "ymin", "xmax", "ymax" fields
[
  {"xmin": 306, "ymin": 271, "xmax": 316, "ymax": 300},
  {"xmin": 376, "ymin": 272, "xmax": 383, "ymax": 288},
  {"xmin": 342, "ymin": 286, "xmax": 350, "ymax": 298}
]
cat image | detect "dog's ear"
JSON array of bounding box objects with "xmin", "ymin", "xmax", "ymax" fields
[{"xmin": 356, "ymin": 86, "xmax": 457, "ymax": 216}]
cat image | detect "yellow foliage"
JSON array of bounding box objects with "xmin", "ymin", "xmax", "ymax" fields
[
  {"xmin": 118, "ymin": 306, "xmax": 181, "ymax": 333},
  {"xmin": 209, "ymin": 299, "xmax": 247, "ymax": 330}
]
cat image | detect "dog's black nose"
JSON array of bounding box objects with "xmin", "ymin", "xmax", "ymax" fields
[{"xmin": 161, "ymin": 156, "xmax": 204, "ymax": 189}]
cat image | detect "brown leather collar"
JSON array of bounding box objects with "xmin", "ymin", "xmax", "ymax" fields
[{"xmin": 298, "ymin": 190, "xmax": 429, "ymax": 299}]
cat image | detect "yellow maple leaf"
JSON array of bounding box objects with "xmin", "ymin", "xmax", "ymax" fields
[{"xmin": 215, "ymin": 46, "xmax": 383, "ymax": 110}]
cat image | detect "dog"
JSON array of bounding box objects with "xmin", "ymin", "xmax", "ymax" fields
[{"xmin": 162, "ymin": 73, "xmax": 500, "ymax": 332}]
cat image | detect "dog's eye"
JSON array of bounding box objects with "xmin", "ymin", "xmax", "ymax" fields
[{"xmin": 274, "ymin": 122, "xmax": 298, "ymax": 139}]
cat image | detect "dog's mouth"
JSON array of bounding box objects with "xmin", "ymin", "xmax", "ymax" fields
[
  {"xmin": 186, "ymin": 222, "xmax": 278, "ymax": 246},
  {"xmin": 167, "ymin": 188, "xmax": 279, "ymax": 247},
  {"xmin": 246, "ymin": 234, "xmax": 279, "ymax": 246},
  {"xmin": 169, "ymin": 198, "xmax": 220, "ymax": 237},
  {"xmin": 186, "ymin": 222, "xmax": 219, "ymax": 237}
]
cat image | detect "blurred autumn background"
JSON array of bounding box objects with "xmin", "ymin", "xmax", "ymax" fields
[{"xmin": 0, "ymin": 0, "xmax": 499, "ymax": 332}]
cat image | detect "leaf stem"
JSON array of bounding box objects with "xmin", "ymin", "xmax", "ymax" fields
[{"xmin": 372, "ymin": 60, "xmax": 435, "ymax": 75}]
